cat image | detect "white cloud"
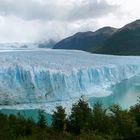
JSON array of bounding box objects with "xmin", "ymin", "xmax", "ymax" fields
[
  {"xmin": 0, "ymin": 0, "xmax": 139, "ymax": 42},
  {"xmin": 0, "ymin": 0, "xmax": 117, "ymax": 21}
]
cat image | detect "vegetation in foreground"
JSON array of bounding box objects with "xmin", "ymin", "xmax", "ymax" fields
[{"xmin": 1, "ymin": 98, "xmax": 140, "ymax": 140}]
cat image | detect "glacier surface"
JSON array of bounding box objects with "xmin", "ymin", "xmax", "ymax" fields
[{"xmin": 0, "ymin": 49, "xmax": 140, "ymax": 112}]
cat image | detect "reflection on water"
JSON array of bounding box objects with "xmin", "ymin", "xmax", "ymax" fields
[{"xmin": 88, "ymin": 74, "xmax": 140, "ymax": 109}]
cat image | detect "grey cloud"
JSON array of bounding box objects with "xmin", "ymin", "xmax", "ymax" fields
[
  {"xmin": 0, "ymin": 0, "xmax": 53, "ymax": 20},
  {"xmin": 0, "ymin": 0, "xmax": 118, "ymax": 21},
  {"xmin": 67, "ymin": 0, "xmax": 118, "ymax": 21}
]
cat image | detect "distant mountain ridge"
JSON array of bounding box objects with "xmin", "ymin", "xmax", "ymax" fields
[
  {"xmin": 94, "ymin": 19, "xmax": 140, "ymax": 55},
  {"xmin": 0, "ymin": 39, "xmax": 57, "ymax": 50},
  {"xmin": 53, "ymin": 27, "xmax": 117, "ymax": 51},
  {"xmin": 53, "ymin": 19, "xmax": 140, "ymax": 55}
]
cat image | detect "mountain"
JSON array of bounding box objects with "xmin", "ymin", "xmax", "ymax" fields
[
  {"xmin": 53, "ymin": 27, "xmax": 117, "ymax": 51},
  {"xmin": 53, "ymin": 19, "xmax": 140, "ymax": 55},
  {"xmin": 93, "ymin": 19, "xmax": 140, "ymax": 55},
  {"xmin": 0, "ymin": 40, "xmax": 57, "ymax": 50},
  {"xmin": 0, "ymin": 42, "xmax": 39, "ymax": 49}
]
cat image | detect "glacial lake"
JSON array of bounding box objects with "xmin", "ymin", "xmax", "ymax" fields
[{"xmin": 88, "ymin": 74, "xmax": 140, "ymax": 108}]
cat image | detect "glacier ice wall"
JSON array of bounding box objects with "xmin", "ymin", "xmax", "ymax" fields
[{"xmin": 0, "ymin": 50, "xmax": 140, "ymax": 106}]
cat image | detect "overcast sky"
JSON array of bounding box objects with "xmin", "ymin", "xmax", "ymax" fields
[{"xmin": 0, "ymin": 0, "xmax": 139, "ymax": 43}]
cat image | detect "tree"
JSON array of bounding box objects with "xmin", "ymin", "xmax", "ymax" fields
[
  {"xmin": 110, "ymin": 104, "xmax": 138, "ymax": 137},
  {"xmin": 52, "ymin": 106, "xmax": 66, "ymax": 132},
  {"xmin": 68, "ymin": 98, "xmax": 92, "ymax": 134},
  {"xmin": 129, "ymin": 97, "xmax": 140, "ymax": 127},
  {"xmin": 92, "ymin": 102, "xmax": 111, "ymax": 134},
  {"xmin": 37, "ymin": 110, "xmax": 47, "ymax": 129}
]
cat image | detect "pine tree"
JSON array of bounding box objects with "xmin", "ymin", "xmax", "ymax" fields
[
  {"xmin": 52, "ymin": 106, "xmax": 66, "ymax": 132},
  {"xmin": 92, "ymin": 102, "xmax": 111, "ymax": 133},
  {"xmin": 130, "ymin": 97, "xmax": 140, "ymax": 127},
  {"xmin": 110, "ymin": 104, "xmax": 138, "ymax": 137},
  {"xmin": 68, "ymin": 98, "xmax": 92, "ymax": 134},
  {"xmin": 37, "ymin": 110, "xmax": 47, "ymax": 129}
]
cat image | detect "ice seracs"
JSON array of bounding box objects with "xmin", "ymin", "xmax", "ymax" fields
[{"xmin": 0, "ymin": 49, "xmax": 140, "ymax": 111}]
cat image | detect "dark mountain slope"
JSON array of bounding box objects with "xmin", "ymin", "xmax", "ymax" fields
[
  {"xmin": 93, "ymin": 19, "xmax": 140, "ymax": 55},
  {"xmin": 53, "ymin": 27, "xmax": 117, "ymax": 51},
  {"xmin": 54, "ymin": 19, "xmax": 140, "ymax": 55}
]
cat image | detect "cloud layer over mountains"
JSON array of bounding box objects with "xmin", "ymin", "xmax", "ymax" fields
[{"xmin": 0, "ymin": 0, "xmax": 139, "ymax": 42}]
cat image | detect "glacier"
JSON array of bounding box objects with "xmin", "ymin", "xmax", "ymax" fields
[
  {"xmin": 0, "ymin": 43, "xmax": 39, "ymax": 50},
  {"xmin": 0, "ymin": 49, "xmax": 140, "ymax": 113}
]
